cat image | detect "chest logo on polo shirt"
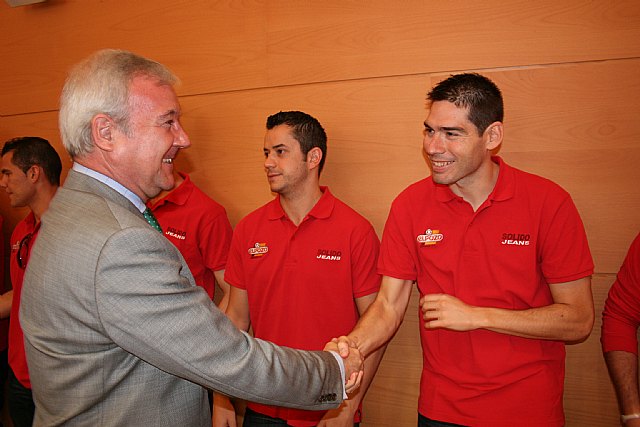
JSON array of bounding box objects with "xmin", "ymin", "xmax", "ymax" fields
[
  {"xmin": 316, "ymin": 249, "xmax": 342, "ymax": 261},
  {"xmin": 417, "ymin": 229, "xmax": 444, "ymax": 246},
  {"xmin": 501, "ymin": 233, "xmax": 530, "ymax": 246},
  {"xmin": 165, "ymin": 227, "xmax": 187, "ymax": 240},
  {"xmin": 248, "ymin": 242, "xmax": 269, "ymax": 257}
]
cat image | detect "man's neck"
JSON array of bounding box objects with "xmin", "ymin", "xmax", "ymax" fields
[
  {"xmin": 29, "ymin": 184, "xmax": 58, "ymax": 222},
  {"xmin": 450, "ymin": 159, "xmax": 500, "ymax": 212},
  {"xmin": 279, "ymin": 184, "xmax": 323, "ymax": 226}
]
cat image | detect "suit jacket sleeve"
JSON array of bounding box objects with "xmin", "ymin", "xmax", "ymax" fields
[{"xmin": 95, "ymin": 225, "xmax": 343, "ymax": 409}]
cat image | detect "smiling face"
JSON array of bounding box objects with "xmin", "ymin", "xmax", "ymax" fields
[
  {"xmin": 422, "ymin": 100, "xmax": 497, "ymax": 190},
  {"xmin": 0, "ymin": 151, "xmax": 36, "ymax": 208},
  {"xmin": 263, "ymin": 124, "xmax": 314, "ymax": 197},
  {"xmin": 108, "ymin": 75, "xmax": 191, "ymax": 201}
]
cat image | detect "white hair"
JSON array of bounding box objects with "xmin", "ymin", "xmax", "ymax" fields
[{"xmin": 59, "ymin": 49, "xmax": 177, "ymax": 158}]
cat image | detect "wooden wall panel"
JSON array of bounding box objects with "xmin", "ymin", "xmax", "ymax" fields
[
  {"xmin": 178, "ymin": 74, "xmax": 429, "ymax": 230},
  {"xmin": 2, "ymin": 0, "xmax": 639, "ymax": 115},
  {"xmin": 0, "ymin": 1, "xmax": 638, "ymax": 425},
  {"xmin": 0, "ymin": 0, "xmax": 271, "ymax": 115},
  {"xmin": 266, "ymin": 1, "xmax": 640, "ymax": 85}
]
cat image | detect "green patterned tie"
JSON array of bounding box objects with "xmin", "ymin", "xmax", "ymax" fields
[{"xmin": 143, "ymin": 208, "xmax": 163, "ymax": 233}]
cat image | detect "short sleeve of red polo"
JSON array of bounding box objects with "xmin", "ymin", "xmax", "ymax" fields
[
  {"xmin": 602, "ymin": 232, "xmax": 640, "ymax": 354},
  {"xmin": 198, "ymin": 207, "xmax": 233, "ymax": 272},
  {"xmin": 350, "ymin": 224, "xmax": 381, "ymax": 297},
  {"xmin": 536, "ymin": 188, "xmax": 594, "ymax": 284},
  {"xmin": 377, "ymin": 180, "xmax": 428, "ymax": 281},
  {"xmin": 224, "ymin": 218, "xmax": 250, "ymax": 291}
]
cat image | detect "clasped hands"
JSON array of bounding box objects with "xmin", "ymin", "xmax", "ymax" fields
[{"xmin": 323, "ymin": 338, "xmax": 363, "ymax": 394}]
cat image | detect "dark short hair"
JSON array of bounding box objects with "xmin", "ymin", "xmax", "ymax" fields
[
  {"xmin": 266, "ymin": 111, "xmax": 327, "ymax": 174},
  {"xmin": 427, "ymin": 73, "xmax": 504, "ymax": 134},
  {"xmin": 2, "ymin": 137, "xmax": 63, "ymax": 186}
]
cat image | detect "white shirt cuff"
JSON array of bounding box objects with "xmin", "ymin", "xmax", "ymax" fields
[{"xmin": 328, "ymin": 351, "xmax": 348, "ymax": 399}]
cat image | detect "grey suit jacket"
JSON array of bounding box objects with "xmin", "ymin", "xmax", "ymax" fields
[{"xmin": 21, "ymin": 170, "xmax": 343, "ymax": 426}]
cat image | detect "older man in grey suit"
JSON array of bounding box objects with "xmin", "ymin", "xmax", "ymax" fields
[{"xmin": 20, "ymin": 49, "xmax": 363, "ymax": 427}]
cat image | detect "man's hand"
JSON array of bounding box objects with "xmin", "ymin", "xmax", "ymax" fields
[
  {"xmin": 329, "ymin": 336, "xmax": 357, "ymax": 359},
  {"xmin": 324, "ymin": 339, "xmax": 364, "ymax": 393},
  {"xmin": 420, "ymin": 293, "xmax": 481, "ymax": 331},
  {"xmin": 212, "ymin": 394, "xmax": 237, "ymax": 427}
]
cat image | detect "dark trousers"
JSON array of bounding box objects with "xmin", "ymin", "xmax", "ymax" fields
[
  {"xmin": 243, "ymin": 407, "xmax": 360, "ymax": 427},
  {"xmin": 8, "ymin": 368, "xmax": 35, "ymax": 427},
  {"xmin": 418, "ymin": 412, "xmax": 467, "ymax": 427},
  {"xmin": 0, "ymin": 349, "xmax": 7, "ymax": 427}
]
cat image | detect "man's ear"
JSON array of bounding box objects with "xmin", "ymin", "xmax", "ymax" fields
[
  {"xmin": 307, "ymin": 147, "xmax": 323, "ymax": 170},
  {"xmin": 484, "ymin": 122, "xmax": 504, "ymax": 151},
  {"xmin": 26, "ymin": 165, "xmax": 41, "ymax": 183},
  {"xmin": 91, "ymin": 114, "xmax": 116, "ymax": 152}
]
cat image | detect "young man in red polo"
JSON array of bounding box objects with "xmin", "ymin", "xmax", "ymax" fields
[
  {"xmin": 0, "ymin": 136, "xmax": 61, "ymax": 427},
  {"xmin": 336, "ymin": 73, "xmax": 594, "ymax": 427},
  {"xmin": 214, "ymin": 111, "xmax": 383, "ymax": 427}
]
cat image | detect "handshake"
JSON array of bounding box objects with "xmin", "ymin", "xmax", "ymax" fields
[{"xmin": 324, "ymin": 336, "xmax": 363, "ymax": 394}]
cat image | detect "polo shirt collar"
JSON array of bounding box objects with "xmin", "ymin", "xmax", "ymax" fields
[
  {"xmin": 24, "ymin": 211, "xmax": 37, "ymax": 230},
  {"xmin": 488, "ymin": 156, "xmax": 515, "ymax": 202},
  {"xmin": 151, "ymin": 172, "xmax": 193, "ymax": 208},
  {"xmin": 266, "ymin": 186, "xmax": 335, "ymax": 221},
  {"xmin": 433, "ymin": 156, "xmax": 514, "ymax": 203}
]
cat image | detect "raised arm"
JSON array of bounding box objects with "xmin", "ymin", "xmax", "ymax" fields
[
  {"xmin": 420, "ymin": 276, "xmax": 594, "ymax": 342},
  {"xmin": 336, "ymin": 276, "xmax": 413, "ymax": 359}
]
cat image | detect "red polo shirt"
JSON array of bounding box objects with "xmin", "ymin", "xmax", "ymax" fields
[
  {"xmin": 9, "ymin": 212, "xmax": 39, "ymax": 388},
  {"xmin": 602, "ymin": 232, "xmax": 640, "ymax": 354},
  {"xmin": 0, "ymin": 214, "xmax": 7, "ymax": 354},
  {"xmin": 225, "ymin": 187, "xmax": 380, "ymax": 426},
  {"xmin": 150, "ymin": 173, "xmax": 232, "ymax": 299},
  {"xmin": 379, "ymin": 157, "xmax": 593, "ymax": 427}
]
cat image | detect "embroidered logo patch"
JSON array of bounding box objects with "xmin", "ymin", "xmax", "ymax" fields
[
  {"xmin": 500, "ymin": 233, "xmax": 531, "ymax": 246},
  {"xmin": 417, "ymin": 229, "xmax": 444, "ymax": 246},
  {"xmin": 165, "ymin": 227, "xmax": 187, "ymax": 240},
  {"xmin": 248, "ymin": 242, "xmax": 269, "ymax": 257},
  {"xmin": 316, "ymin": 249, "xmax": 342, "ymax": 261}
]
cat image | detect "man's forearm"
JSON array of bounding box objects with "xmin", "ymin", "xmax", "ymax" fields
[
  {"xmin": 348, "ymin": 299, "xmax": 406, "ymax": 357},
  {"xmin": 354, "ymin": 343, "xmax": 387, "ymax": 403},
  {"xmin": 421, "ymin": 277, "xmax": 594, "ymax": 342},
  {"xmin": 321, "ymin": 343, "xmax": 387, "ymax": 423},
  {"xmin": 476, "ymin": 302, "xmax": 594, "ymax": 342},
  {"xmin": 605, "ymin": 350, "xmax": 640, "ymax": 415}
]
